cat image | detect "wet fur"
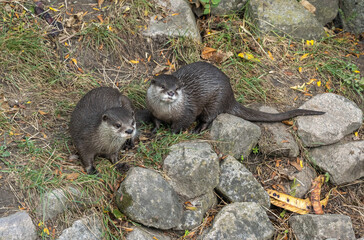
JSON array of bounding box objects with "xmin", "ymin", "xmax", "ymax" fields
[{"xmin": 146, "ymin": 62, "xmax": 325, "ymax": 133}]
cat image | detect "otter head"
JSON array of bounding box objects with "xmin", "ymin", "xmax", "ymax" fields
[
  {"xmin": 150, "ymin": 74, "xmax": 182, "ymax": 103},
  {"xmin": 100, "ymin": 107, "xmax": 136, "ymax": 140}
]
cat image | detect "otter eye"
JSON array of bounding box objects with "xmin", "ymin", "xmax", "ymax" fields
[{"xmin": 115, "ymin": 124, "xmax": 121, "ymax": 129}]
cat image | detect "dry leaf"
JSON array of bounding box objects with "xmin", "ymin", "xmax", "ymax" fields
[
  {"xmin": 290, "ymin": 161, "xmax": 303, "ymax": 171},
  {"xmin": 66, "ymin": 172, "xmax": 80, "ymax": 180},
  {"xmin": 97, "ymin": 14, "xmax": 104, "ymax": 23},
  {"xmin": 300, "ymin": 53, "xmax": 309, "ymax": 61},
  {"xmin": 301, "ymin": 0, "xmax": 316, "ymax": 13},
  {"xmin": 129, "ymin": 60, "xmax": 139, "ymax": 64},
  {"xmin": 268, "ymin": 189, "xmax": 311, "ymax": 214},
  {"xmin": 268, "ymin": 51, "xmax": 274, "ymax": 60},
  {"xmin": 98, "ymin": 0, "xmax": 104, "ymax": 8},
  {"xmin": 311, "ymin": 175, "xmax": 325, "ymax": 214},
  {"xmin": 38, "ymin": 110, "xmax": 47, "ymax": 115},
  {"xmin": 282, "ymin": 120, "xmax": 294, "ymax": 126},
  {"xmin": 201, "ymin": 47, "xmax": 217, "ymax": 59}
]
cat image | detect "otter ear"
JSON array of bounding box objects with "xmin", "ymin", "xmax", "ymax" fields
[{"xmin": 102, "ymin": 114, "xmax": 108, "ymax": 121}]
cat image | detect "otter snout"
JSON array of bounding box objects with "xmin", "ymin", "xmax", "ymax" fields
[
  {"xmin": 125, "ymin": 129, "xmax": 134, "ymax": 134},
  {"xmin": 167, "ymin": 91, "xmax": 175, "ymax": 97}
]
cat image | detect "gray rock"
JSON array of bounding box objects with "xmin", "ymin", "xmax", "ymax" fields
[
  {"xmin": 0, "ymin": 211, "xmax": 37, "ymax": 240},
  {"xmin": 215, "ymin": 155, "xmax": 270, "ymax": 208},
  {"xmin": 115, "ymin": 167, "xmax": 183, "ymax": 230},
  {"xmin": 175, "ymin": 190, "xmax": 217, "ymax": 231},
  {"xmin": 57, "ymin": 215, "xmax": 103, "ymax": 240},
  {"xmin": 163, "ymin": 141, "xmax": 220, "ymax": 199},
  {"xmin": 309, "ymin": 141, "xmax": 364, "ymax": 185},
  {"xmin": 309, "ymin": 0, "xmax": 339, "ymax": 26},
  {"xmin": 248, "ymin": 0, "xmax": 324, "ymax": 40},
  {"xmin": 126, "ymin": 227, "xmax": 171, "ymax": 240},
  {"xmin": 202, "ymin": 202, "xmax": 274, "ymax": 240},
  {"xmin": 144, "ymin": 0, "xmax": 201, "ymax": 42},
  {"xmin": 258, "ymin": 106, "xmax": 299, "ymax": 158},
  {"xmin": 210, "ymin": 113, "xmax": 261, "ymax": 160},
  {"xmin": 287, "ymin": 166, "xmax": 317, "ymax": 199},
  {"xmin": 37, "ymin": 187, "xmax": 83, "ymax": 221},
  {"xmin": 210, "ymin": 0, "xmax": 248, "ymax": 16},
  {"xmin": 339, "ymin": 0, "xmax": 364, "ymax": 34},
  {"xmin": 289, "ymin": 214, "xmax": 356, "ymax": 240},
  {"xmin": 297, "ymin": 93, "xmax": 363, "ymax": 147}
]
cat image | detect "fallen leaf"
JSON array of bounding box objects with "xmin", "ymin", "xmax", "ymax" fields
[
  {"xmin": 238, "ymin": 52, "xmax": 260, "ymax": 62},
  {"xmin": 268, "ymin": 51, "xmax": 274, "ymax": 60},
  {"xmin": 310, "ymin": 175, "xmax": 325, "ymax": 214},
  {"xmin": 282, "ymin": 120, "xmax": 294, "ymax": 126},
  {"xmin": 290, "ymin": 161, "xmax": 303, "ymax": 171},
  {"xmin": 129, "ymin": 60, "xmax": 139, "ymax": 64},
  {"xmin": 284, "ymin": 71, "xmax": 294, "ymax": 76},
  {"xmin": 66, "ymin": 172, "xmax": 79, "ymax": 180},
  {"xmin": 98, "ymin": 0, "xmax": 104, "ymax": 8},
  {"xmin": 298, "ymin": 67, "xmax": 302, "ymax": 73},
  {"xmin": 300, "ymin": 53, "xmax": 309, "ymax": 61},
  {"xmin": 301, "ymin": 0, "xmax": 316, "ymax": 13},
  {"xmin": 317, "ymin": 80, "xmax": 321, "ymax": 87},
  {"xmin": 71, "ymin": 58, "xmax": 78, "ymax": 65},
  {"xmin": 96, "ymin": 14, "xmax": 104, "ymax": 23},
  {"xmin": 49, "ymin": 7, "xmax": 59, "ymax": 12}
]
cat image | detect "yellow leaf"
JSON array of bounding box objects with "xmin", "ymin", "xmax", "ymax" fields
[
  {"xmin": 238, "ymin": 52, "xmax": 260, "ymax": 62},
  {"xmin": 93, "ymin": 8, "xmax": 99, "ymax": 11},
  {"xmin": 268, "ymin": 51, "xmax": 274, "ymax": 60},
  {"xmin": 38, "ymin": 222, "xmax": 44, "ymax": 227},
  {"xmin": 300, "ymin": 53, "xmax": 309, "ymax": 61},
  {"xmin": 26, "ymin": 101, "xmax": 31, "ymax": 104},
  {"xmin": 64, "ymin": 42, "xmax": 69, "ymax": 46},
  {"xmin": 300, "ymin": 160, "xmax": 303, "ymax": 168},
  {"xmin": 49, "ymin": 7, "xmax": 59, "ymax": 12},
  {"xmin": 354, "ymin": 70, "xmax": 360, "ymax": 73},
  {"xmin": 298, "ymin": 67, "xmax": 302, "ymax": 73},
  {"xmin": 307, "ymin": 78, "xmax": 316, "ymax": 85},
  {"xmin": 65, "ymin": 54, "xmax": 70, "ymax": 59},
  {"xmin": 9, "ymin": 131, "xmax": 14, "ymax": 136},
  {"xmin": 317, "ymin": 80, "xmax": 321, "ymax": 87},
  {"xmin": 354, "ymin": 132, "xmax": 359, "ymax": 137},
  {"xmin": 144, "ymin": 10, "xmax": 148, "ymax": 16},
  {"xmin": 71, "ymin": 58, "xmax": 78, "ymax": 65},
  {"xmin": 267, "ymin": 189, "xmax": 312, "ymax": 211},
  {"xmin": 171, "ymin": 13, "xmax": 180, "ymax": 16},
  {"xmin": 129, "ymin": 60, "xmax": 139, "ymax": 64},
  {"xmin": 185, "ymin": 206, "xmax": 197, "ymax": 211},
  {"xmin": 306, "ymin": 40, "xmax": 314, "ymax": 46},
  {"xmin": 44, "ymin": 228, "xmax": 50, "ymax": 235}
]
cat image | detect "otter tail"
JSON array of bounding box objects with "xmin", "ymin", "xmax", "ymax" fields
[{"xmin": 228, "ymin": 102, "xmax": 325, "ymax": 122}]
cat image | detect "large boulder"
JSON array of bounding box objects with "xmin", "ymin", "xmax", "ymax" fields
[
  {"xmin": 215, "ymin": 155, "xmax": 270, "ymax": 208},
  {"xmin": 309, "ymin": 141, "xmax": 364, "ymax": 185},
  {"xmin": 201, "ymin": 202, "xmax": 274, "ymax": 240},
  {"xmin": 210, "ymin": 113, "xmax": 261, "ymax": 160},
  {"xmin": 115, "ymin": 167, "xmax": 183, "ymax": 230},
  {"xmin": 126, "ymin": 227, "xmax": 171, "ymax": 240},
  {"xmin": 211, "ymin": 0, "xmax": 248, "ymax": 15},
  {"xmin": 248, "ymin": 0, "xmax": 325, "ymax": 40},
  {"xmin": 297, "ymin": 93, "xmax": 363, "ymax": 147}
]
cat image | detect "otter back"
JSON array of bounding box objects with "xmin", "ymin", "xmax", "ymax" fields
[
  {"xmin": 69, "ymin": 87, "xmax": 136, "ymax": 174},
  {"xmin": 146, "ymin": 61, "xmax": 324, "ymax": 133}
]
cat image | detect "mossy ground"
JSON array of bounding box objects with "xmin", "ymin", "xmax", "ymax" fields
[{"xmin": 0, "ymin": 1, "xmax": 363, "ymax": 239}]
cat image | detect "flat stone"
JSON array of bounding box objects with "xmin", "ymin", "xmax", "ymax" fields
[
  {"xmin": 309, "ymin": 141, "xmax": 364, "ymax": 185},
  {"xmin": 57, "ymin": 215, "xmax": 103, "ymax": 240},
  {"xmin": 289, "ymin": 214, "xmax": 356, "ymax": 240},
  {"xmin": 297, "ymin": 93, "xmax": 363, "ymax": 147},
  {"xmin": 202, "ymin": 202, "xmax": 274, "ymax": 240}
]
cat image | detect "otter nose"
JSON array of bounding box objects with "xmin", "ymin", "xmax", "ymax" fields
[
  {"xmin": 167, "ymin": 91, "xmax": 174, "ymax": 97},
  {"xmin": 125, "ymin": 129, "xmax": 134, "ymax": 134}
]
